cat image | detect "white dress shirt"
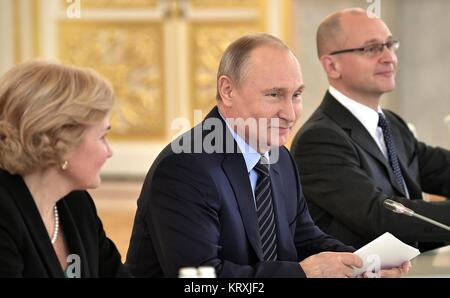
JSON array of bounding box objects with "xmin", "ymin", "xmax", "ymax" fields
[
  {"xmin": 220, "ymin": 111, "xmax": 270, "ymax": 206},
  {"xmin": 329, "ymin": 86, "xmax": 410, "ymax": 198},
  {"xmin": 329, "ymin": 86, "xmax": 388, "ymax": 158}
]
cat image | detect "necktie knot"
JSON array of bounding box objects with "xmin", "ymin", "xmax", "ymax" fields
[
  {"xmin": 378, "ymin": 113, "xmax": 389, "ymax": 130},
  {"xmin": 254, "ymin": 156, "xmax": 269, "ymax": 177}
]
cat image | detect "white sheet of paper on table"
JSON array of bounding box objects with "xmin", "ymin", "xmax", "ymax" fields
[{"xmin": 353, "ymin": 232, "xmax": 420, "ymax": 277}]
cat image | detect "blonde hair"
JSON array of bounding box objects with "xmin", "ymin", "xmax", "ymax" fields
[
  {"xmin": 0, "ymin": 60, "xmax": 114, "ymax": 175},
  {"xmin": 216, "ymin": 33, "xmax": 291, "ymax": 100}
]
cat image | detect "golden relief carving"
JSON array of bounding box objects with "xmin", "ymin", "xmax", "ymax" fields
[
  {"xmin": 13, "ymin": 0, "xmax": 21, "ymax": 63},
  {"xmin": 76, "ymin": 0, "xmax": 158, "ymax": 9},
  {"xmin": 190, "ymin": 24, "xmax": 259, "ymax": 116},
  {"xmin": 190, "ymin": 0, "xmax": 261, "ymax": 8},
  {"xmin": 58, "ymin": 22, "xmax": 165, "ymax": 139}
]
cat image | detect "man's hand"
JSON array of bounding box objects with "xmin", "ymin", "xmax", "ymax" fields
[
  {"xmin": 363, "ymin": 261, "xmax": 411, "ymax": 278},
  {"xmin": 299, "ymin": 252, "xmax": 363, "ymax": 278}
]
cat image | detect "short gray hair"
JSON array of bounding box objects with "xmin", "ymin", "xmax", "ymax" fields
[{"xmin": 216, "ymin": 33, "xmax": 291, "ymax": 100}]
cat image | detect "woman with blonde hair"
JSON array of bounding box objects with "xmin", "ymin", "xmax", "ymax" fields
[{"xmin": 0, "ymin": 60, "xmax": 129, "ymax": 277}]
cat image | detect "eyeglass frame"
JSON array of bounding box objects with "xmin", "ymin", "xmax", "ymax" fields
[{"xmin": 328, "ymin": 39, "xmax": 400, "ymax": 56}]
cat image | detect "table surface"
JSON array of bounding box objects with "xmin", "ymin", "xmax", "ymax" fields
[{"xmin": 405, "ymin": 245, "xmax": 450, "ymax": 277}]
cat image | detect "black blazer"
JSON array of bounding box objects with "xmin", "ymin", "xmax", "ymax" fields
[
  {"xmin": 291, "ymin": 92, "xmax": 450, "ymax": 249},
  {"xmin": 0, "ymin": 170, "xmax": 129, "ymax": 277},
  {"xmin": 125, "ymin": 106, "xmax": 353, "ymax": 278}
]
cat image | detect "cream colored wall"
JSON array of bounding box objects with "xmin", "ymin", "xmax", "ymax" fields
[
  {"xmin": 396, "ymin": 0, "xmax": 450, "ymax": 148},
  {"xmin": 292, "ymin": 0, "xmax": 450, "ymax": 148},
  {"xmin": 0, "ymin": 0, "xmax": 14, "ymax": 75}
]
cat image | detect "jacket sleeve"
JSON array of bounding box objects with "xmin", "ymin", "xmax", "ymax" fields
[
  {"xmin": 293, "ymin": 124, "xmax": 450, "ymax": 245},
  {"xmin": 0, "ymin": 186, "xmax": 23, "ymax": 277},
  {"xmin": 287, "ymin": 150, "xmax": 355, "ymax": 261},
  {"xmin": 0, "ymin": 226, "xmax": 23, "ymax": 277},
  {"xmin": 416, "ymin": 140, "xmax": 450, "ymax": 198},
  {"xmin": 388, "ymin": 110, "xmax": 450, "ymax": 198},
  {"xmin": 85, "ymin": 193, "xmax": 131, "ymax": 278}
]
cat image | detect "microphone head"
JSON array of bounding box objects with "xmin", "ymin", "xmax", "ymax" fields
[
  {"xmin": 383, "ymin": 199, "xmax": 398, "ymax": 213},
  {"xmin": 383, "ymin": 198, "xmax": 415, "ymax": 216}
]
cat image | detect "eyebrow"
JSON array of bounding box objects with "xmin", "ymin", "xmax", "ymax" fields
[
  {"xmin": 263, "ymin": 85, "xmax": 305, "ymax": 93},
  {"xmin": 263, "ymin": 87, "xmax": 282, "ymax": 92}
]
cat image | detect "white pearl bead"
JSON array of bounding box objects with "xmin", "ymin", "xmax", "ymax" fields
[{"xmin": 51, "ymin": 205, "xmax": 59, "ymax": 244}]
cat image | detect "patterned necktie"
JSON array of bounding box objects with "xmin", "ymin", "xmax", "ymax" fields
[
  {"xmin": 254, "ymin": 156, "xmax": 278, "ymax": 261},
  {"xmin": 378, "ymin": 113, "xmax": 407, "ymax": 196}
]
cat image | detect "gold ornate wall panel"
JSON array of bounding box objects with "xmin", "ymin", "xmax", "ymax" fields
[
  {"xmin": 31, "ymin": 0, "xmax": 41, "ymax": 57},
  {"xmin": 13, "ymin": 0, "xmax": 21, "ymax": 63},
  {"xmin": 8, "ymin": 0, "xmax": 288, "ymax": 143},
  {"xmin": 190, "ymin": 0, "xmax": 261, "ymax": 8},
  {"xmin": 58, "ymin": 21, "xmax": 165, "ymax": 139},
  {"xmin": 0, "ymin": 0, "xmax": 292, "ymax": 174},
  {"xmin": 189, "ymin": 23, "xmax": 260, "ymax": 116},
  {"xmin": 12, "ymin": 0, "xmax": 41, "ymax": 63},
  {"xmin": 187, "ymin": 0, "xmax": 267, "ymax": 117},
  {"xmin": 75, "ymin": 0, "xmax": 158, "ymax": 9}
]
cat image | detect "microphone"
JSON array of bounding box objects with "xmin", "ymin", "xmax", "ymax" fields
[{"xmin": 383, "ymin": 199, "xmax": 450, "ymax": 232}]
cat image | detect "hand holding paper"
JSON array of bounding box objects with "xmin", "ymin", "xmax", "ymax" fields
[{"xmin": 353, "ymin": 232, "xmax": 420, "ymax": 277}]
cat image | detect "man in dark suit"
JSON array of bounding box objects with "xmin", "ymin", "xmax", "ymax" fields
[
  {"xmin": 291, "ymin": 8, "xmax": 450, "ymax": 250},
  {"xmin": 125, "ymin": 33, "xmax": 410, "ymax": 278}
]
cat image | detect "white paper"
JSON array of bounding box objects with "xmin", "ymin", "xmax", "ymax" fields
[{"xmin": 353, "ymin": 232, "xmax": 420, "ymax": 277}]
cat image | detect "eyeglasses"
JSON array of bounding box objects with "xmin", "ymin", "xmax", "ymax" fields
[{"xmin": 329, "ymin": 40, "xmax": 400, "ymax": 57}]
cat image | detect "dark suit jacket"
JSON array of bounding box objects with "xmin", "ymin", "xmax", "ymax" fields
[
  {"xmin": 0, "ymin": 169, "xmax": 128, "ymax": 277},
  {"xmin": 125, "ymin": 107, "xmax": 353, "ymax": 278},
  {"xmin": 291, "ymin": 92, "xmax": 450, "ymax": 249}
]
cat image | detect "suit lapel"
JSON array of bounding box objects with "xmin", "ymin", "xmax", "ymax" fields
[
  {"xmin": 222, "ymin": 154, "xmax": 264, "ymax": 260},
  {"xmin": 8, "ymin": 174, "xmax": 93, "ymax": 277},
  {"xmin": 268, "ymin": 157, "xmax": 296, "ymax": 260},
  {"xmin": 58, "ymin": 198, "xmax": 91, "ymax": 277},
  {"xmin": 208, "ymin": 106, "xmax": 263, "ymax": 260},
  {"xmin": 321, "ymin": 93, "xmax": 405, "ymax": 194},
  {"xmin": 385, "ymin": 113, "xmax": 423, "ymax": 199},
  {"xmin": 222, "ymin": 153, "xmax": 295, "ymax": 261},
  {"xmin": 10, "ymin": 175, "xmax": 65, "ymax": 277}
]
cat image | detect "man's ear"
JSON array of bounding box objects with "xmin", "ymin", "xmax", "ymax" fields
[
  {"xmin": 320, "ymin": 55, "xmax": 341, "ymax": 80},
  {"xmin": 218, "ymin": 75, "xmax": 234, "ymax": 107}
]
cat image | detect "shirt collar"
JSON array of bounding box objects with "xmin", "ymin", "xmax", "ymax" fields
[
  {"xmin": 329, "ymin": 86, "xmax": 383, "ymax": 138},
  {"xmin": 219, "ymin": 111, "xmax": 270, "ymax": 173}
]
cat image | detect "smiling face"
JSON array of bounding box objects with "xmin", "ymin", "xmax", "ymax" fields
[
  {"xmin": 219, "ymin": 45, "xmax": 304, "ymax": 153},
  {"xmin": 323, "ymin": 12, "xmax": 398, "ymax": 106},
  {"xmin": 63, "ymin": 114, "xmax": 113, "ymax": 190}
]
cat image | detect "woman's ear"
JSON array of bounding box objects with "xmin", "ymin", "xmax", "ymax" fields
[
  {"xmin": 320, "ymin": 55, "xmax": 341, "ymax": 80},
  {"xmin": 217, "ymin": 75, "xmax": 234, "ymax": 107}
]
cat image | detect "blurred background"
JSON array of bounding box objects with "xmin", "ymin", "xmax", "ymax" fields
[{"xmin": 1, "ymin": 0, "xmax": 449, "ymax": 260}]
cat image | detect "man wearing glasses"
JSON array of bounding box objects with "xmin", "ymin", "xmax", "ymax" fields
[{"xmin": 291, "ymin": 8, "xmax": 450, "ymax": 251}]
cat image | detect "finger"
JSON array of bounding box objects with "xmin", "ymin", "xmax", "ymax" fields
[
  {"xmin": 342, "ymin": 253, "xmax": 363, "ymax": 268},
  {"xmin": 344, "ymin": 267, "xmax": 355, "ymax": 278},
  {"xmin": 363, "ymin": 271, "xmax": 380, "ymax": 278},
  {"xmin": 402, "ymin": 261, "xmax": 411, "ymax": 273},
  {"xmin": 379, "ymin": 268, "xmax": 401, "ymax": 278}
]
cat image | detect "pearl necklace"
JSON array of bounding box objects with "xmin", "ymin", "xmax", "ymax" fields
[{"xmin": 51, "ymin": 205, "xmax": 59, "ymax": 245}]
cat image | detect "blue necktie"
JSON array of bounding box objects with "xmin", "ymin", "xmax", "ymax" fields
[
  {"xmin": 254, "ymin": 156, "xmax": 278, "ymax": 261},
  {"xmin": 378, "ymin": 113, "xmax": 407, "ymax": 196}
]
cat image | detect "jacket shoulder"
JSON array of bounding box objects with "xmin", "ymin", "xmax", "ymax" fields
[{"xmin": 292, "ymin": 110, "xmax": 353, "ymax": 154}]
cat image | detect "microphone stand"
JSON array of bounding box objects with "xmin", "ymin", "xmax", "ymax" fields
[
  {"xmin": 411, "ymin": 213, "xmax": 450, "ymax": 232},
  {"xmin": 384, "ymin": 199, "xmax": 450, "ymax": 232}
]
